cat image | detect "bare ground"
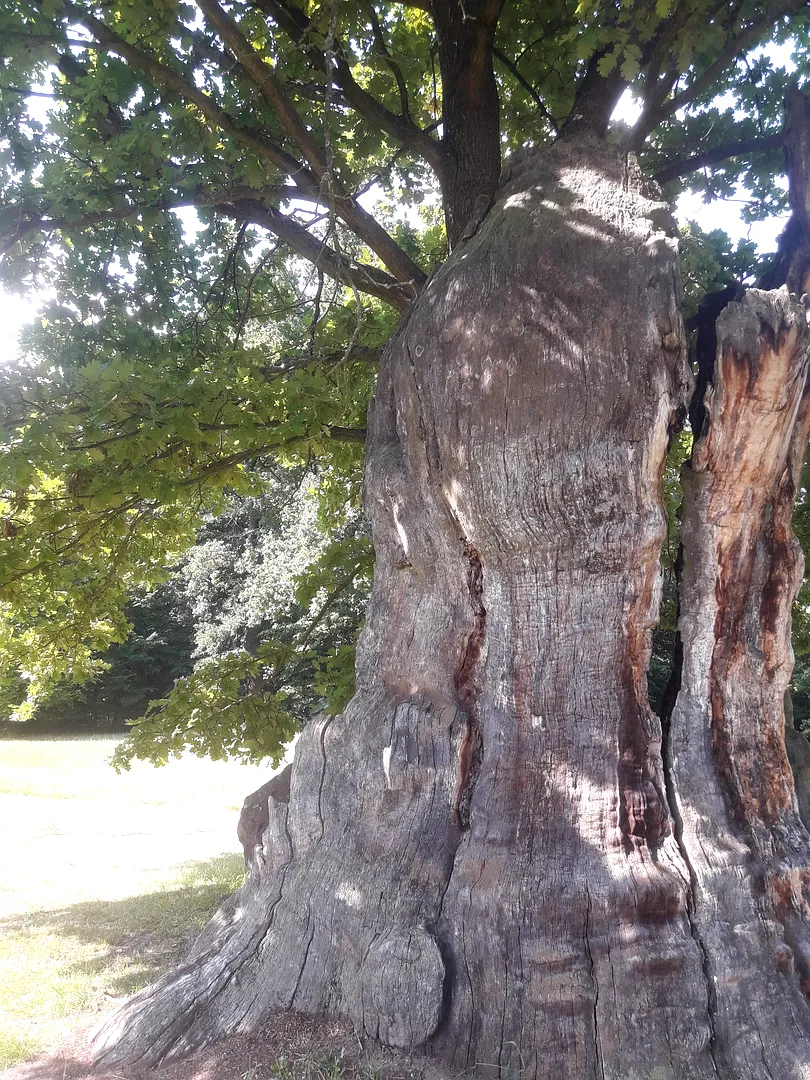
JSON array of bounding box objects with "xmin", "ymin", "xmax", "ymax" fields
[{"xmin": 1, "ymin": 1012, "xmax": 460, "ymax": 1080}]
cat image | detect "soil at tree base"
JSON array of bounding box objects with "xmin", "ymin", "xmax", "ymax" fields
[{"xmin": 0, "ymin": 1012, "xmax": 462, "ymax": 1080}]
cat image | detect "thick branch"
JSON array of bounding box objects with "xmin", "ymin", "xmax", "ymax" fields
[
  {"xmin": 785, "ymin": 83, "xmax": 810, "ymax": 238},
  {"xmin": 366, "ymin": 1, "xmax": 411, "ymax": 121},
  {"xmin": 217, "ymin": 198, "xmax": 414, "ymax": 310},
  {"xmin": 641, "ymin": 0, "xmax": 694, "ymax": 98},
  {"xmin": 653, "ymin": 132, "xmax": 782, "ymax": 184},
  {"xmin": 0, "ymin": 206, "xmax": 130, "ymax": 256},
  {"xmin": 323, "ymin": 426, "xmax": 367, "ymax": 443},
  {"xmin": 196, "ymin": 0, "xmax": 425, "ymax": 289},
  {"xmin": 668, "ymin": 2, "xmax": 801, "ymax": 116},
  {"xmin": 252, "ymin": 0, "xmax": 446, "ymax": 178},
  {"xmin": 51, "ymin": 2, "xmax": 424, "ymax": 291},
  {"xmin": 493, "ymin": 46, "xmax": 558, "ymax": 133},
  {"xmin": 2, "ymin": 190, "xmax": 412, "ymax": 309},
  {"xmin": 560, "ymin": 53, "xmax": 627, "ymax": 139},
  {"xmin": 759, "ymin": 85, "xmax": 810, "ymax": 293},
  {"xmin": 261, "ymin": 345, "xmax": 381, "ymax": 373},
  {"xmin": 0, "ymin": 185, "xmax": 297, "ymax": 256},
  {"xmin": 195, "ymin": 0, "xmax": 327, "ymax": 179},
  {"xmin": 4, "ymin": 29, "xmax": 95, "ymax": 48},
  {"xmin": 430, "ymin": 0, "xmax": 505, "ymax": 246}
]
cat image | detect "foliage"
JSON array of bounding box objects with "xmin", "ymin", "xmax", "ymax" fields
[
  {"xmin": 1, "ymin": 0, "xmax": 810, "ymax": 759},
  {"xmin": 0, "ymin": 262, "xmax": 376, "ymax": 717},
  {"xmin": 28, "ymin": 462, "xmax": 371, "ymax": 762},
  {"xmin": 791, "ymin": 652, "xmax": 810, "ymax": 730},
  {"xmin": 678, "ymin": 223, "xmax": 760, "ymax": 319},
  {"xmin": 659, "ymin": 427, "xmax": 692, "ymax": 633}
]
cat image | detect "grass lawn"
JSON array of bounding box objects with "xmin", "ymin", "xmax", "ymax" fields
[{"xmin": 0, "ymin": 734, "xmax": 283, "ymax": 1071}]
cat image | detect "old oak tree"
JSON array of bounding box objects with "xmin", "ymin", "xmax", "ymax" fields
[{"xmin": 4, "ymin": 0, "xmax": 810, "ymax": 1075}]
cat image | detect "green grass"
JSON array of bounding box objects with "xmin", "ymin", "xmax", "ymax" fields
[
  {"xmin": 0, "ymin": 734, "xmax": 283, "ymax": 1071},
  {"xmin": 241, "ymin": 1055, "xmax": 380, "ymax": 1080}
]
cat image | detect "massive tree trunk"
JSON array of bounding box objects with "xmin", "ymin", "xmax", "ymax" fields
[{"xmin": 94, "ymin": 134, "xmax": 810, "ymax": 1078}]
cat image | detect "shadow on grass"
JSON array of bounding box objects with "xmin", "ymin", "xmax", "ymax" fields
[{"xmin": 0, "ymin": 852, "xmax": 246, "ymax": 999}]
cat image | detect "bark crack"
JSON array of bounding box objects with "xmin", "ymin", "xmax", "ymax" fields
[
  {"xmin": 259, "ymin": 820, "xmax": 294, "ymax": 945},
  {"xmin": 289, "ymin": 911, "xmax": 316, "ymax": 1008},
  {"xmin": 451, "ymin": 539, "xmax": 486, "ymax": 828},
  {"xmin": 661, "ymin": 724, "xmax": 724, "ymax": 1079},
  {"xmin": 315, "ymin": 712, "xmax": 335, "ymax": 841},
  {"xmin": 584, "ymin": 886, "xmax": 604, "ymax": 1080},
  {"xmin": 462, "ymin": 862, "xmax": 486, "ymax": 1069},
  {"xmin": 497, "ymin": 929, "xmax": 508, "ymax": 1073}
]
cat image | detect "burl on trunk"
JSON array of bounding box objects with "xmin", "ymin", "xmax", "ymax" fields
[{"xmin": 94, "ymin": 136, "xmax": 810, "ymax": 1078}]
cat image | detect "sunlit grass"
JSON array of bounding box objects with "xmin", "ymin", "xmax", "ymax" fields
[
  {"xmin": 0, "ymin": 853, "xmax": 247, "ymax": 1070},
  {"xmin": 0, "ymin": 734, "xmax": 281, "ymax": 1071}
]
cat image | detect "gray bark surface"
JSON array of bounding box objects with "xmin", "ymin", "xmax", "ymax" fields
[{"xmin": 94, "ymin": 137, "xmax": 810, "ymax": 1079}]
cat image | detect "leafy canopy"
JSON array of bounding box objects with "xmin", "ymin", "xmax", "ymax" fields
[{"xmin": 2, "ymin": 0, "xmax": 810, "ymax": 760}]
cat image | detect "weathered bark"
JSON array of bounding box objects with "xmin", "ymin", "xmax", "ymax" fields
[
  {"xmin": 94, "ymin": 137, "xmax": 810, "ymax": 1078},
  {"xmin": 237, "ymin": 762, "xmax": 292, "ymax": 864}
]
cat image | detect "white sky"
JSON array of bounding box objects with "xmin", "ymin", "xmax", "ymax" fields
[{"xmin": 0, "ymin": 44, "xmax": 797, "ymax": 368}]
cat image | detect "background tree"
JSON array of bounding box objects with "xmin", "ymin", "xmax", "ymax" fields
[
  {"xmin": 32, "ymin": 579, "xmax": 195, "ymax": 729},
  {"xmin": 112, "ymin": 462, "xmax": 371, "ymax": 767},
  {"xmin": 5, "ymin": 0, "xmax": 810, "ymax": 1077}
]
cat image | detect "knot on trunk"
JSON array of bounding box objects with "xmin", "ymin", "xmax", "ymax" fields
[{"xmin": 348, "ymin": 928, "xmax": 445, "ymax": 1049}]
